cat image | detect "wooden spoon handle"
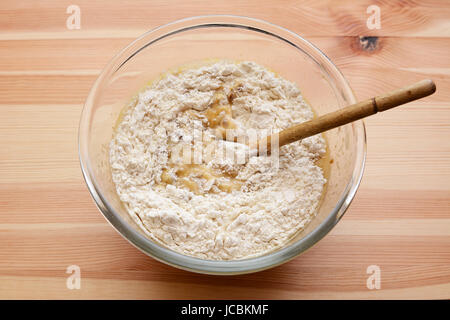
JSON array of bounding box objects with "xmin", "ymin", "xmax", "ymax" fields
[{"xmin": 259, "ymin": 79, "xmax": 436, "ymax": 152}]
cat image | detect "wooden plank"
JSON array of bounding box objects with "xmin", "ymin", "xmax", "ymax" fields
[
  {"xmin": 1, "ymin": 275, "xmax": 448, "ymax": 299},
  {"xmin": 1, "ymin": 37, "xmax": 450, "ymax": 104},
  {"xmin": 0, "ymin": 0, "xmax": 449, "ymax": 38},
  {"xmin": 1, "ymin": 37, "xmax": 450, "ymax": 72},
  {"xmin": 0, "ymin": 0, "xmax": 449, "ymax": 300},
  {"xmin": 0, "ymin": 104, "xmax": 81, "ymax": 182}
]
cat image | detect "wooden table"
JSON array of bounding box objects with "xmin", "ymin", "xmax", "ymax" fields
[{"xmin": 1, "ymin": 0, "xmax": 449, "ymax": 299}]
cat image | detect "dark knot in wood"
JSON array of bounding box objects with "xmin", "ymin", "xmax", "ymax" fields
[{"xmin": 358, "ymin": 36, "xmax": 379, "ymax": 52}]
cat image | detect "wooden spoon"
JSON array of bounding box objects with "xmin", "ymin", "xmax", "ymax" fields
[{"xmin": 254, "ymin": 79, "xmax": 436, "ymax": 154}]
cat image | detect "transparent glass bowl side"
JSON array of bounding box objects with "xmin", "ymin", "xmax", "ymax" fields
[{"xmin": 79, "ymin": 15, "xmax": 366, "ymax": 274}]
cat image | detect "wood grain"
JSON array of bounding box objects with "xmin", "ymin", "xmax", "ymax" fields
[
  {"xmin": 0, "ymin": 0, "xmax": 449, "ymax": 299},
  {"xmin": 259, "ymin": 80, "xmax": 436, "ymax": 152}
]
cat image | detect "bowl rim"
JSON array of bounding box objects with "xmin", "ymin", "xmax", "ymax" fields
[{"xmin": 79, "ymin": 14, "xmax": 366, "ymax": 275}]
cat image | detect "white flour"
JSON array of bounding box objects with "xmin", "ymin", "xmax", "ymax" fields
[{"xmin": 109, "ymin": 61, "xmax": 326, "ymax": 260}]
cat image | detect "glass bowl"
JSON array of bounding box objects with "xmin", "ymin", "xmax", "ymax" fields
[{"xmin": 79, "ymin": 15, "xmax": 366, "ymax": 275}]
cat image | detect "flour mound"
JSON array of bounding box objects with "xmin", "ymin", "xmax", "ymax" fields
[{"xmin": 110, "ymin": 61, "xmax": 326, "ymax": 260}]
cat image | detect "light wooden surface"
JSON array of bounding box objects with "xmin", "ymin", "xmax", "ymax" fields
[
  {"xmin": 262, "ymin": 80, "xmax": 437, "ymax": 151},
  {"xmin": 0, "ymin": 0, "xmax": 449, "ymax": 299}
]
